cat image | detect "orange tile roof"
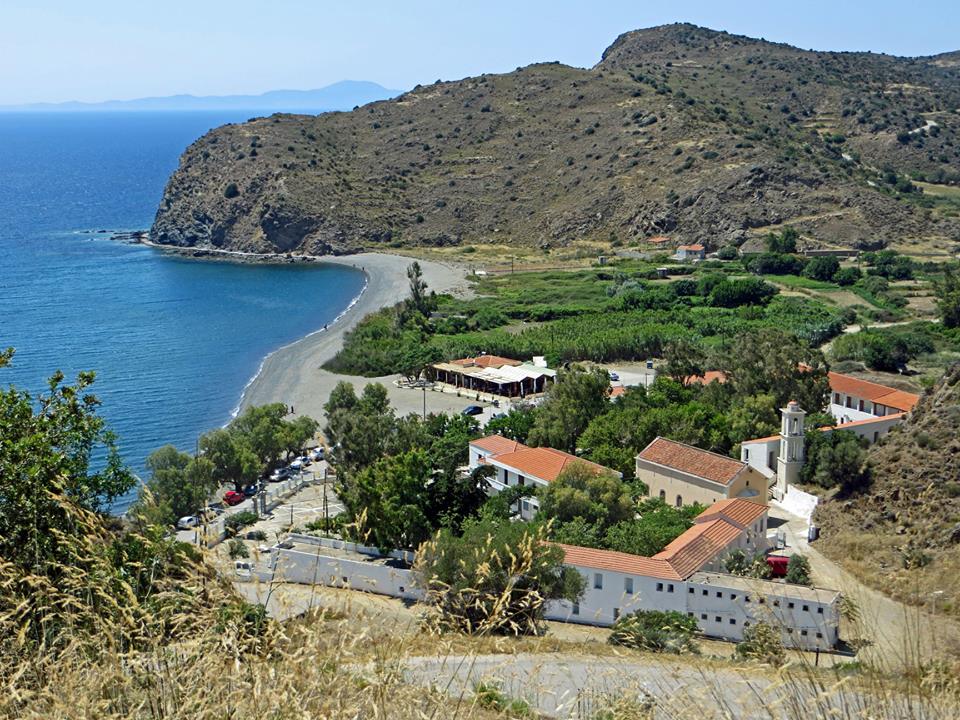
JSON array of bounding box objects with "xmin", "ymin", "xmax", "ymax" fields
[
  {"xmin": 637, "ymin": 437, "xmax": 746, "ymax": 486},
  {"xmin": 818, "ymin": 412, "xmax": 906, "ymax": 432},
  {"xmin": 693, "ymin": 498, "xmax": 767, "ymax": 528},
  {"xmin": 555, "ymin": 543, "xmax": 682, "ymax": 581},
  {"xmin": 828, "ymin": 372, "xmax": 919, "ymax": 412},
  {"xmin": 486, "ymin": 447, "xmax": 615, "ymax": 483},
  {"xmin": 470, "ymin": 435, "xmax": 528, "ymax": 455},
  {"xmin": 678, "ymin": 244, "xmax": 705, "ymax": 251},
  {"xmin": 653, "ymin": 518, "xmax": 744, "ymax": 578},
  {"xmin": 647, "ymin": 236, "xmax": 671, "ymax": 244},
  {"xmin": 610, "ymin": 385, "xmax": 627, "ymax": 398},
  {"xmin": 684, "ymin": 370, "xmax": 728, "ymax": 386},
  {"xmin": 452, "ymin": 355, "xmax": 522, "ymax": 368},
  {"xmin": 741, "ymin": 434, "xmax": 780, "ymax": 444}
]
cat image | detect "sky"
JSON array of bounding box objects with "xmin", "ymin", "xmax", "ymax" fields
[{"xmin": 2, "ymin": 0, "xmax": 959, "ymax": 105}]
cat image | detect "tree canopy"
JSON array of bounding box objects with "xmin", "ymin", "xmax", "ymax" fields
[
  {"xmin": 528, "ymin": 366, "xmax": 611, "ymax": 453},
  {"xmin": 537, "ymin": 462, "xmax": 633, "ymax": 534}
]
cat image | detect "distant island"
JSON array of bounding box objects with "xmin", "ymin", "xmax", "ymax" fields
[{"xmin": 0, "ymin": 80, "xmax": 401, "ymax": 113}]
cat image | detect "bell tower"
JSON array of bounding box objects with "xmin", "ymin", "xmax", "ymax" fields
[{"xmin": 775, "ymin": 401, "xmax": 806, "ymax": 500}]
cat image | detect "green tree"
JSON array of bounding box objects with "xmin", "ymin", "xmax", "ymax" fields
[
  {"xmin": 139, "ymin": 446, "xmax": 219, "ymax": 525},
  {"xmin": 199, "ymin": 428, "xmax": 259, "ymax": 492},
  {"xmin": 609, "ymin": 610, "xmax": 700, "ymax": 654},
  {"xmin": 934, "ymin": 264, "xmax": 960, "ymax": 329},
  {"xmin": 785, "ymin": 554, "xmax": 812, "ymax": 586},
  {"xmin": 602, "ymin": 499, "xmax": 704, "ymax": 556},
  {"xmin": 722, "ymin": 328, "xmax": 829, "ymax": 412},
  {"xmin": 833, "ymin": 266, "xmax": 861, "ymax": 286},
  {"xmin": 0, "ymin": 350, "xmax": 136, "ymax": 568},
  {"xmin": 802, "ymin": 429, "xmax": 869, "ymax": 493},
  {"xmin": 662, "ymin": 338, "xmax": 707, "ymax": 384},
  {"xmin": 765, "ymin": 226, "xmax": 799, "ymax": 254},
  {"xmin": 339, "ymin": 450, "xmax": 433, "ymax": 551},
  {"xmin": 726, "ymin": 393, "xmax": 779, "ymax": 448},
  {"xmin": 484, "ymin": 405, "xmax": 538, "ymax": 443},
  {"xmin": 537, "ymin": 462, "xmax": 633, "ymax": 533},
  {"xmin": 802, "ymin": 256, "xmax": 840, "ymax": 282},
  {"xmin": 325, "ymin": 383, "xmax": 397, "ymax": 473},
  {"xmin": 229, "ymin": 403, "xmax": 291, "ymax": 470},
  {"xmin": 528, "ymin": 366, "xmax": 611, "ymax": 453},
  {"xmin": 414, "ymin": 516, "xmax": 584, "ymax": 635}
]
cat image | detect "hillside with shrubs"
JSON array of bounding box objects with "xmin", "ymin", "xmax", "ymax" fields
[{"xmin": 151, "ymin": 24, "xmax": 960, "ymax": 256}]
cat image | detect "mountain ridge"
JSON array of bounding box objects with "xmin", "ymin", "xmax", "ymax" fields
[
  {"xmin": 0, "ymin": 80, "xmax": 400, "ymax": 113},
  {"xmin": 150, "ymin": 23, "xmax": 960, "ymax": 256}
]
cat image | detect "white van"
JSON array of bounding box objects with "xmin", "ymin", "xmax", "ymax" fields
[{"xmin": 176, "ymin": 515, "xmax": 199, "ymax": 530}]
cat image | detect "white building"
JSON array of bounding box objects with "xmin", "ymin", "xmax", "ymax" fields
[
  {"xmin": 545, "ymin": 498, "xmax": 840, "ymax": 650},
  {"xmin": 468, "ymin": 435, "xmax": 621, "ymax": 519}
]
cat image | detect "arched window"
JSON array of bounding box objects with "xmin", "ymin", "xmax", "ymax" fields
[
  {"xmin": 675, "ymin": 495, "xmax": 683, "ymax": 508},
  {"xmin": 659, "ymin": 489, "xmax": 666, "ymax": 501}
]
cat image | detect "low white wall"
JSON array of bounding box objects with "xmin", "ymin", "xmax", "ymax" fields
[
  {"xmin": 284, "ymin": 533, "xmax": 416, "ymax": 564},
  {"xmin": 773, "ymin": 486, "xmax": 820, "ymax": 522},
  {"xmin": 273, "ymin": 548, "xmax": 422, "ymax": 601}
]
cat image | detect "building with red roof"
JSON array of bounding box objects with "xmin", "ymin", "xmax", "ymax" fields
[
  {"xmin": 468, "ymin": 435, "xmax": 620, "ymax": 519},
  {"xmin": 635, "ymin": 437, "xmax": 770, "ymax": 508}
]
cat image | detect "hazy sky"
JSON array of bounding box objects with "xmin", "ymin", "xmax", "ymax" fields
[{"xmin": 3, "ymin": 0, "xmax": 958, "ymax": 104}]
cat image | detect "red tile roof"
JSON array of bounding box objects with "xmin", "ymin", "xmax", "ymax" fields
[
  {"xmin": 653, "ymin": 518, "xmax": 744, "ymax": 578},
  {"xmin": 693, "ymin": 498, "xmax": 767, "ymax": 528},
  {"xmin": 486, "ymin": 447, "xmax": 615, "ymax": 483},
  {"xmin": 684, "ymin": 370, "xmax": 728, "ymax": 386},
  {"xmin": 610, "ymin": 385, "xmax": 627, "ymax": 398},
  {"xmin": 556, "ymin": 544, "xmax": 682, "ymax": 581},
  {"xmin": 555, "ymin": 496, "xmax": 761, "ymax": 580},
  {"xmin": 470, "ymin": 435, "xmax": 528, "ymax": 455},
  {"xmin": 678, "ymin": 244, "xmax": 705, "ymax": 252},
  {"xmin": 452, "ymin": 355, "xmax": 522, "ymax": 368},
  {"xmin": 828, "ymin": 372, "xmax": 920, "ymax": 412},
  {"xmin": 647, "ymin": 236, "xmax": 671, "ymax": 244},
  {"xmin": 741, "ymin": 434, "xmax": 780, "ymax": 444},
  {"xmin": 637, "ymin": 437, "xmax": 746, "ymax": 486}
]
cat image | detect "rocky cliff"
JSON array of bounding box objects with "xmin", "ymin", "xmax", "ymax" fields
[{"xmin": 151, "ymin": 24, "xmax": 960, "ymax": 255}]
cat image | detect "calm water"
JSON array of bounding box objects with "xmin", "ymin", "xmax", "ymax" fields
[{"xmin": 0, "ymin": 113, "xmax": 365, "ymax": 510}]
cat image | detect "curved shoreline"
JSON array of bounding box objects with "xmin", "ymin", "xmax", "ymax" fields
[{"xmin": 232, "ymin": 252, "xmax": 471, "ymax": 420}]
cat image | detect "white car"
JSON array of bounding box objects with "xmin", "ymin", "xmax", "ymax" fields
[
  {"xmin": 289, "ymin": 459, "xmax": 303, "ymax": 471},
  {"xmin": 176, "ymin": 515, "xmax": 199, "ymax": 530},
  {"xmin": 310, "ymin": 447, "xmax": 325, "ymax": 461}
]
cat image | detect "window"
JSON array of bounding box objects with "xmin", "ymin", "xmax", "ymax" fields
[
  {"xmin": 729, "ymin": 618, "xmax": 737, "ymax": 625},
  {"xmin": 788, "ymin": 602, "xmax": 795, "ymax": 609},
  {"xmin": 730, "ymin": 594, "xmax": 737, "ymax": 601},
  {"xmin": 700, "ymin": 613, "xmax": 707, "ymax": 620},
  {"xmin": 801, "ymin": 630, "xmax": 808, "ymax": 636},
  {"xmin": 613, "ymin": 608, "xmax": 620, "ymax": 620},
  {"xmin": 518, "ymin": 475, "xmax": 525, "ymax": 486},
  {"xmin": 786, "ymin": 627, "xmax": 793, "ymax": 634},
  {"xmin": 702, "ymin": 589, "xmax": 708, "ymax": 596},
  {"xmin": 833, "ymin": 392, "xmax": 841, "ymax": 404},
  {"xmin": 655, "ymin": 582, "xmax": 663, "ymax": 592},
  {"xmin": 625, "ymin": 578, "xmax": 634, "ymax": 594},
  {"xmin": 845, "ymin": 396, "xmax": 853, "ymax": 408},
  {"xmin": 716, "ymin": 591, "xmax": 723, "ymax": 598},
  {"xmin": 759, "ymin": 598, "xmax": 765, "ymax": 604},
  {"xmin": 521, "ymin": 500, "xmax": 529, "ymax": 512},
  {"xmin": 802, "ymin": 604, "xmax": 809, "ymax": 612},
  {"xmin": 687, "ymin": 612, "xmax": 694, "ymax": 617},
  {"xmin": 817, "ymin": 607, "xmax": 824, "ymax": 615},
  {"xmin": 399, "ymin": 586, "xmax": 405, "ymax": 593},
  {"xmin": 873, "ymin": 431, "xmax": 879, "ymax": 443},
  {"xmin": 858, "ymin": 399, "xmax": 865, "ymax": 412},
  {"xmin": 594, "ymin": 573, "xmax": 603, "ymax": 590},
  {"xmin": 816, "ymin": 632, "xmax": 823, "ymax": 639},
  {"xmin": 572, "ymin": 602, "xmax": 580, "ymax": 616},
  {"xmin": 659, "ymin": 489, "xmax": 666, "ymax": 501},
  {"xmin": 773, "ymin": 600, "xmax": 780, "ymax": 607},
  {"xmin": 667, "ymin": 584, "xmax": 674, "ymax": 593},
  {"xmin": 744, "ymin": 448, "xmax": 750, "ymax": 460},
  {"xmin": 688, "ymin": 587, "xmax": 695, "ymax": 594},
  {"xmin": 715, "ymin": 616, "xmax": 721, "ymax": 623},
  {"xmin": 675, "ymin": 495, "xmax": 682, "ymax": 508}
]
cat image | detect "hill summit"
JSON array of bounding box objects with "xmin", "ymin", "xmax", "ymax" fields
[{"xmin": 151, "ymin": 23, "xmax": 960, "ymax": 255}]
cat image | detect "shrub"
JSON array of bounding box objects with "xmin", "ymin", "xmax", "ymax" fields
[
  {"xmin": 224, "ymin": 510, "xmax": 259, "ymax": 534},
  {"xmin": 228, "ymin": 538, "xmax": 250, "ymax": 559},
  {"xmin": 802, "ymin": 256, "xmax": 840, "ymax": 282},
  {"xmin": 746, "ymin": 252, "xmax": 806, "ymax": 276},
  {"xmin": 709, "ymin": 277, "xmax": 778, "ymax": 308},
  {"xmin": 785, "ymin": 554, "xmax": 812, "ymax": 586},
  {"xmin": 224, "ymin": 182, "xmax": 240, "ymax": 198},
  {"xmin": 717, "ymin": 245, "xmax": 739, "ymax": 261},
  {"xmin": 833, "ymin": 267, "xmax": 861, "ymax": 286},
  {"xmin": 608, "ymin": 610, "xmax": 700, "ymax": 654},
  {"xmin": 736, "ymin": 621, "xmax": 786, "ymax": 664}
]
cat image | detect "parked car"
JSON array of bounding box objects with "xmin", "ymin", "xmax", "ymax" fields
[
  {"xmin": 289, "ymin": 459, "xmax": 303, "ymax": 472},
  {"xmin": 461, "ymin": 405, "xmax": 484, "ymax": 416},
  {"xmin": 608, "ymin": 371, "xmax": 620, "ymax": 381},
  {"xmin": 269, "ymin": 467, "xmax": 291, "ymax": 482},
  {"xmin": 242, "ymin": 484, "xmax": 259, "ymax": 497},
  {"xmin": 298, "ymin": 455, "xmax": 312, "ymax": 467},
  {"xmin": 223, "ymin": 490, "xmax": 245, "ymax": 506},
  {"xmin": 176, "ymin": 515, "xmax": 199, "ymax": 531},
  {"xmin": 310, "ymin": 447, "xmax": 325, "ymax": 461},
  {"xmin": 234, "ymin": 560, "xmax": 252, "ymax": 579}
]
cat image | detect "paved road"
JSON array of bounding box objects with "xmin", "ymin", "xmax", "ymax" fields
[{"xmin": 400, "ymin": 652, "xmax": 947, "ymax": 719}]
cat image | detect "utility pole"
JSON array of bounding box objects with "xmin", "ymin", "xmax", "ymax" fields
[{"xmin": 422, "ymin": 385, "xmax": 427, "ymax": 420}]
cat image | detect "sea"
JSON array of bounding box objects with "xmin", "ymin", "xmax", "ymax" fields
[{"xmin": 0, "ymin": 112, "xmax": 366, "ymax": 511}]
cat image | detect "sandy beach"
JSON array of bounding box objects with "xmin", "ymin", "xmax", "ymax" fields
[{"xmin": 238, "ymin": 252, "xmax": 483, "ymax": 428}]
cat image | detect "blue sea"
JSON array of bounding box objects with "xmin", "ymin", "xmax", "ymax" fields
[{"xmin": 0, "ymin": 112, "xmax": 365, "ymax": 510}]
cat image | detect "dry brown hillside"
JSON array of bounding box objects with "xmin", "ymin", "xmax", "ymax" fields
[
  {"xmin": 150, "ymin": 24, "xmax": 960, "ymax": 256},
  {"xmin": 816, "ymin": 363, "xmax": 960, "ymax": 616}
]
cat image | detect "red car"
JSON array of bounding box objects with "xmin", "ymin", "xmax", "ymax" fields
[{"xmin": 223, "ymin": 490, "xmax": 245, "ymax": 506}]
